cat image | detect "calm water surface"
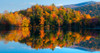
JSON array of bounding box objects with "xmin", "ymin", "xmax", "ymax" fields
[{"xmin": 0, "ymin": 27, "xmax": 100, "ymax": 53}]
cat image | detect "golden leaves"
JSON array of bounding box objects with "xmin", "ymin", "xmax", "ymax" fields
[
  {"xmin": 86, "ymin": 14, "xmax": 91, "ymax": 19},
  {"xmin": 22, "ymin": 17, "xmax": 30, "ymax": 27}
]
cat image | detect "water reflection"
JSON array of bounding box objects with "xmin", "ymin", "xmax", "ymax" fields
[
  {"xmin": 0, "ymin": 27, "xmax": 30, "ymax": 43},
  {"xmin": 0, "ymin": 27, "xmax": 100, "ymax": 52}
]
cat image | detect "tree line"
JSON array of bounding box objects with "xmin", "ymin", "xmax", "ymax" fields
[{"xmin": 0, "ymin": 4, "xmax": 100, "ymax": 28}]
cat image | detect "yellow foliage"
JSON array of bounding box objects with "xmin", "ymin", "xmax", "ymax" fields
[
  {"xmin": 22, "ymin": 17, "xmax": 30, "ymax": 27},
  {"xmin": 27, "ymin": 8, "xmax": 32, "ymax": 13},
  {"xmin": 45, "ymin": 11, "xmax": 49, "ymax": 18},
  {"xmin": 26, "ymin": 42, "xmax": 32, "ymax": 46},
  {"xmin": 22, "ymin": 27, "xmax": 30, "ymax": 38}
]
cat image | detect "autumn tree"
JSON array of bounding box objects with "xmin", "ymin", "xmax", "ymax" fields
[{"xmin": 22, "ymin": 17, "xmax": 30, "ymax": 27}]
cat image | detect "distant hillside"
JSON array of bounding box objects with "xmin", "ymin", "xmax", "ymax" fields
[
  {"xmin": 74, "ymin": 3, "xmax": 100, "ymax": 16},
  {"xmin": 57, "ymin": 1, "xmax": 100, "ymax": 16},
  {"xmin": 61, "ymin": 1, "xmax": 96, "ymax": 8}
]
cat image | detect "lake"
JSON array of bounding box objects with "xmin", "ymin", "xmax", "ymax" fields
[{"xmin": 0, "ymin": 27, "xmax": 100, "ymax": 53}]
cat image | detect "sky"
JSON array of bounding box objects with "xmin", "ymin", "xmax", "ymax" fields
[{"xmin": 0, "ymin": 0, "xmax": 100, "ymax": 13}]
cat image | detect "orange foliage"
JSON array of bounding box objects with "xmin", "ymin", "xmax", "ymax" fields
[
  {"xmin": 40, "ymin": 27, "xmax": 45, "ymax": 38},
  {"xmin": 48, "ymin": 6, "xmax": 53, "ymax": 11},
  {"xmin": 57, "ymin": 19, "xmax": 61, "ymax": 26},
  {"xmin": 40, "ymin": 16, "xmax": 45, "ymax": 25},
  {"xmin": 64, "ymin": 8, "xmax": 67, "ymax": 11},
  {"xmin": 0, "ymin": 14, "xmax": 2, "ymax": 19},
  {"xmin": 78, "ymin": 11, "xmax": 81, "ymax": 14},
  {"xmin": 52, "ymin": 13, "xmax": 56, "ymax": 18},
  {"xmin": 59, "ymin": 44, "xmax": 63, "ymax": 47},
  {"xmin": 68, "ymin": 32, "xmax": 72, "ymax": 35},
  {"xmin": 89, "ymin": 10, "xmax": 92, "ymax": 13},
  {"xmin": 59, "ymin": 8, "xmax": 63, "ymax": 10},
  {"xmin": 47, "ymin": 44, "xmax": 53, "ymax": 48},
  {"xmin": 52, "ymin": 36, "xmax": 56, "ymax": 42},
  {"xmin": 86, "ymin": 14, "xmax": 91, "ymax": 19},
  {"xmin": 85, "ymin": 36, "xmax": 92, "ymax": 40},
  {"xmin": 57, "ymin": 28, "xmax": 60, "ymax": 36},
  {"xmin": 26, "ymin": 42, "xmax": 32, "ymax": 46},
  {"xmin": 89, "ymin": 41, "xmax": 92, "ymax": 43},
  {"xmin": 69, "ymin": 20, "xmax": 72, "ymax": 23},
  {"xmin": 4, "ymin": 27, "xmax": 30, "ymax": 42}
]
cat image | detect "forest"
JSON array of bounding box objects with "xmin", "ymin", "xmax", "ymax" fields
[
  {"xmin": 74, "ymin": 3, "xmax": 100, "ymax": 17},
  {"xmin": 0, "ymin": 4, "xmax": 100, "ymax": 28}
]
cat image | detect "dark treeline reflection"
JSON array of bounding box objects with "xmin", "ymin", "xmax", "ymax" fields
[{"xmin": 0, "ymin": 27, "xmax": 100, "ymax": 51}]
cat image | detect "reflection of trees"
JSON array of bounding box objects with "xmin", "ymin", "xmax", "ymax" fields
[
  {"xmin": 76, "ymin": 38, "xmax": 100, "ymax": 51},
  {"xmin": 0, "ymin": 27, "xmax": 100, "ymax": 51},
  {"xmin": 0, "ymin": 27, "xmax": 30, "ymax": 43},
  {"xmin": 19, "ymin": 27, "xmax": 100, "ymax": 50}
]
